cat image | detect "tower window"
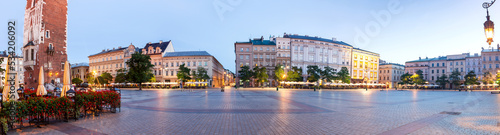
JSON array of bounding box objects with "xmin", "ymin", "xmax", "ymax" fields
[{"xmin": 46, "ymin": 30, "xmax": 50, "ymax": 38}]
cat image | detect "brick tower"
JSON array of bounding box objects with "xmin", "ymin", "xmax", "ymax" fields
[{"xmin": 23, "ymin": 0, "xmax": 68, "ymax": 88}]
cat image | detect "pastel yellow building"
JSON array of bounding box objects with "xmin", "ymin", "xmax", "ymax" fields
[{"xmin": 351, "ymin": 48, "xmax": 380, "ymax": 83}]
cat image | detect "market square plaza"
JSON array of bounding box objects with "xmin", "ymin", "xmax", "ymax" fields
[{"xmin": 10, "ymin": 88, "xmax": 500, "ymax": 135}]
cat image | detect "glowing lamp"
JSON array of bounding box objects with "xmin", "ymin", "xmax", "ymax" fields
[{"xmin": 485, "ymin": 11, "xmax": 495, "ymax": 45}]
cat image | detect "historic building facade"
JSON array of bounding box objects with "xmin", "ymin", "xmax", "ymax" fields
[
  {"xmin": 161, "ymin": 51, "xmax": 225, "ymax": 87},
  {"xmin": 235, "ymin": 33, "xmax": 379, "ymax": 86},
  {"xmin": 88, "ymin": 41, "xmax": 225, "ymax": 87},
  {"xmin": 351, "ymin": 48, "xmax": 380, "ymax": 83},
  {"xmin": 405, "ymin": 53, "xmax": 481, "ymax": 87},
  {"xmin": 379, "ymin": 62, "xmax": 404, "ymax": 88},
  {"xmin": 88, "ymin": 45, "xmax": 135, "ymax": 80},
  {"xmin": 71, "ymin": 63, "xmax": 89, "ymax": 83},
  {"xmin": 23, "ymin": 0, "xmax": 68, "ymax": 88},
  {"xmin": 0, "ymin": 51, "xmax": 24, "ymax": 87}
]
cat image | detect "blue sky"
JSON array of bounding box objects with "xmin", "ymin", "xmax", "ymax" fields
[{"xmin": 0, "ymin": 0, "xmax": 496, "ymax": 72}]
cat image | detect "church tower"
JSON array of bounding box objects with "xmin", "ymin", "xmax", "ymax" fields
[{"xmin": 23, "ymin": 0, "xmax": 68, "ymax": 88}]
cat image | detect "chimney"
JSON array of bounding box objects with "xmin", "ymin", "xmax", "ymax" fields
[
  {"xmin": 148, "ymin": 42, "xmax": 152, "ymax": 44},
  {"xmin": 113, "ymin": 47, "xmax": 115, "ymax": 50},
  {"xmin": 260, "ymin": 36, "xmax": 264, "ymax": 41},
  {"xmin": 332, "ymin": 38, "xmax": 337, "ymax": 41},
  {"xmin": 426, "ymin": 57, "xmax": 428, "ymax": 59},
  {"xmin": 305, "ymin": 35, "xmax": 309, "ymax": 37},
  {"xmin": 159, "ymin": 40, "xmax": 163, "ymax": 44},
  {"xmin": 102, "ymin": 49, "xmax": 105, "ymax": 52},
  {"xmin": 118, "ymin": 46, "xmax": 122, "ymax": 49},
  {"xmin": 419, "ymin": 57, "xmax": 421, "ymax": 60}
]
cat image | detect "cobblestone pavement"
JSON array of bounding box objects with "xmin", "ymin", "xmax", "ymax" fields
[{"xmin": 9, "ymin": 88, "xmax": 500, "ymax": 135}]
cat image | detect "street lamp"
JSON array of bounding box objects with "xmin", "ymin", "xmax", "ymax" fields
[{"xmin": 484, "ymin": 0, "xmax": 496, "ymax": 45}]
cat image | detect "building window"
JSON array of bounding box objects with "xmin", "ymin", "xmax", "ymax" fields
[
  {"xmin": 31, "ymin": 49, "xmax": 34, "ymax": 60},
  {"xmin": 246, "ymin": 48, "xmax": 249, "ymax": 52},
  {"xmin": 204, "ymin": 62, "xmax": 207, "ymax": 66},
  {"xmin": 46, "ymin": 30, "xmax": 50, "ymax": 38},
  {"xmin": 240, "ymin": 48, "xmax": 243, "ymax": 52}
]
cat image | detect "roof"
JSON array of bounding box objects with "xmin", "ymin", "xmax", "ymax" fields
[
  {"xmin": 143, "ymin": 41, "xmax": 171, "ymax": 52},
  {"xmin": 380, "ymin": 63, "xmax": 405, "ymax": 67},
  {"xmin": 283, "ymin": 34, "xmax": 353, "ymax": 47},
  {"xmin": 235, "ymin": 39, "xmax": 276, "ymax": 45},
  {"xmin": 353, "ymin": 48, "xmax": 379, "ymax": 56},
  {"xmin": 163, "ymin": 51, "xmax": 212, "ymax": 57},
  {"xmin": 251, "ymin": 40, "xmax": 275, "ymax": 45},
  {"xmin": 88, "ymin": 47, "xmax": 127, "ymax": 57},
  {"xmin": 23, "ymin": 41, "xmax": 35, "ymax": 48},
  {"xmin": 406, "ymin": 56, "xmax": 447, "ymax": 63},
  {"xmin": 71, "ymin": 63, "xmax": 89, "ymax": 68}
]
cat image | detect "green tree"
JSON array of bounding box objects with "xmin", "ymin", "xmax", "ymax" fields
[
  {"xmin": 337, "ymin": 67, "xmax": 351, "ymax": 83},
  {"xmin": 306, "ymin": 65, "xmax": 321, "ymax": 82},
  {"xmin": 126, "ymin": 52, "xmax": 154, "ymax": 90},
  {"xmin": 321, "ymin": 66, "xmax": 337, "ymax": 82},
  {"xmin": 274, "ymin": 65, "xmax": 285, "ymax": 84},
  {"xmin": 464, "ymin": 71, "xmax": 479, "ymax": 85},
  {"xmin": 400, "ymin": 72, "xmax": 412, "ymax": 84},
  {"xmin": 496, "ymin": 72, "xmax": 500, "ymax": 85},
  {"xmin": 449, "ymin": 69, "xmax": 461, "ymax": 89},
  {"xmin": 193, "ymin": 67, "xmax": 210, "ymax": 81},
  {"xmin": 150, "ymin": 75, "xmax": 157, "ymax": 82},
  {"xmin": 411, "ymin": 70, "xmax": 425, "ymax": 85},
  {"xmin": 286, "ymin": 66, "xmax": 302, "ymax": 82},
  {"xmin": 100, "ymin": 72, "xmax": 114, "ymax": 84},
  {"xmin": 482, "ymin": 71, "xmax": 494, "ymax": 84},
  {"xmin": 238, "ymin": 66, "xmax": 253, "ymax": 87},
  {"xmin": 177, "ymin": 63, "xmax": 191, "ymax": 88},
  {"xmin": 71, "ymin": 78, "xmax": 83, "ymax": 85},
  {"xmin": 115, "ymin": 68, "xmax": 128, "ymax": 83},
  {"xmin": 0, "ymin": 58, "xmax": 4, "ymax": 74},
  {"xmin": 254, "ymin": 66, "xmax": 268, "ymax": 87},
  {"xmin": 436, "ymin": 74, "xmax": 449, "ymax": 89},
  {"xmin": 86, "ymin": 73, "xmax": 95, "ymax": 85}
]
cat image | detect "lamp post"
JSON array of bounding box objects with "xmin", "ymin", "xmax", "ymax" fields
[{"xmin": 484, "ymin": 0, "xmax": 496, "ymax": 45}]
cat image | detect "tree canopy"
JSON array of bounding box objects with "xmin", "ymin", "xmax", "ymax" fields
[
  {"xmin": 253, "ymin": 66, "xmax": 268, "ymax": 87},
  {"xmin": 449, "ymin": 69, "xmax": 461, "ymax": 89},
  {"xmin": 177, "ymin": 63, "xmax": 191, "ymax": 88},
  {"xmin": 464, "ymin": 71, "xmax": 479, "ymax": 85},
  {"xmin": 436, "ymin": 74, "xmax": 449, "ymax": 88},
  {"xmin": 286, "ymin": 66, "xmax": 302, "ymax": 82},
  {"xmin": 193, "ymin": 67, "xmax": 210, "ymax": 81},
  {"xmin": 71, "ymin": 78, "xmax": 83, "ymax": 85},
  {"xmin": 306, "ymin": 65, "xmax": 321, "ymax": 82},
  {"xmin": 238, "ymin": 65, "xmax": 253, "ymax": 87},
  {"xmin": 337, "ymin": 67, "xmax": 350, "ymax": 83},
  {"xmin": 126, "ymin": 52, "xmax": 154, "ymax": 90}
]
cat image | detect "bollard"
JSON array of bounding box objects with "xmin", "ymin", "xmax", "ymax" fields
[
  {"xmin": 314, "ymin": 88, "xmax": 316, "ymax": 91},
  {"xmin": 221, "ymin": 87, "xmax": 224, "ymax": 92},
  {"xmin": 276, "ymin": 87, "xmax": 279, "ymax": 91}
]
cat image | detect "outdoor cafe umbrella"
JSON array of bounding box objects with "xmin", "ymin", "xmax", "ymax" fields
[
  {"xmin": 61, "ymin": 61, "xmax": 71, "ymax": 97},
  {"xmin": 36, "ymin": 67, "xmax": 47, "ymax": 96},
  {"xmin": 2, "ymin": 56, "xmax": 19, "ymax": 101}
]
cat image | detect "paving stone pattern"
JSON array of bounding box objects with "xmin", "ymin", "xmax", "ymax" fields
[{"xmin": 9, "ymin": 89, "xmax": 500, "ymax": 135}]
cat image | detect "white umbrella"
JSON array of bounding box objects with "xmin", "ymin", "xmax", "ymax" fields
[
  {"xmin": 37, "ymin": 67, "xmax": 47, "ymax": 96},
  {"xmin": 2, "ymin": 56, "xmax": 19, "ymax": 101},
  {"xmin": 61, "ymin": 61, "xmax": 71, "ymax": 97}
]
